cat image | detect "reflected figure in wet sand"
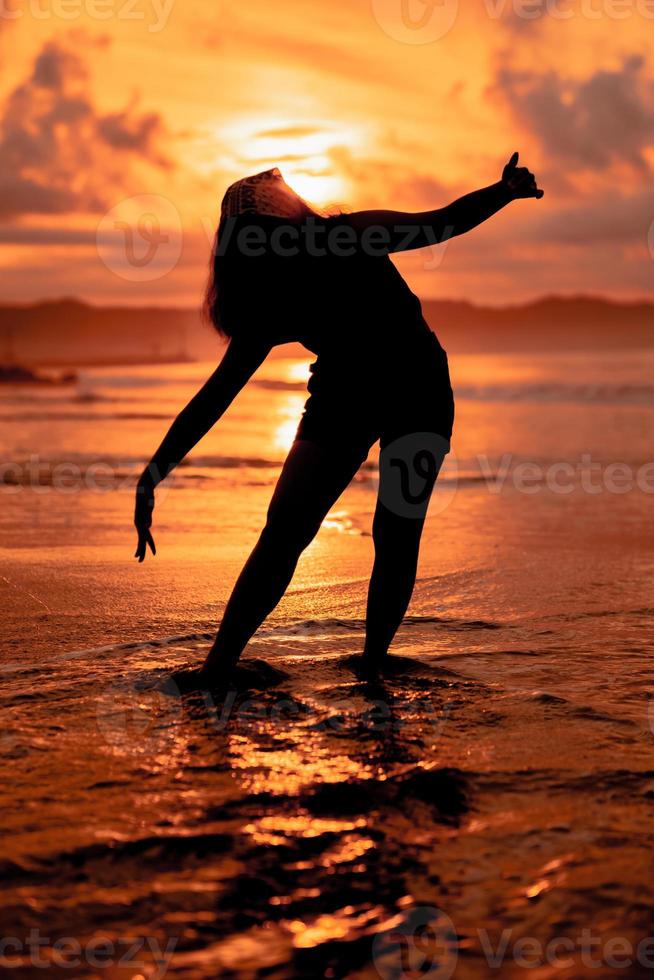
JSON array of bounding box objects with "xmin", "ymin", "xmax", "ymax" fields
[{"xmin": 134, "ymin": 153, "xmax": 543, "ymax": 687}]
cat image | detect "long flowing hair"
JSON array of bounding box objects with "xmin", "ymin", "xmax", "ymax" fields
[{"xmin": 203, "ymin": 188, "xmax": 322, "ymax": 340}]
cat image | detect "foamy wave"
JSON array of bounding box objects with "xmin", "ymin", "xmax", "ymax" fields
[{"xmin": 458, "ymin": 382, "xmax": 654, "ymax": 405}]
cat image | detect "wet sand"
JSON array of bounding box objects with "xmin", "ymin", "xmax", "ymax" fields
[{"xmin": 2, "ymin": 351, "xmax": 654, "ymax": 978}]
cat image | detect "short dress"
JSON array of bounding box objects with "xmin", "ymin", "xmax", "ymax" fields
[{"xmin": 228, "ymin": 213, "xmax": 455, "ymax": 453}]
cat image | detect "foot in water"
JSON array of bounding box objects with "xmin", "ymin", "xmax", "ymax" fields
[{"xmin": 162, "ymin": 658, "xmax": 287, "ymax": 696}]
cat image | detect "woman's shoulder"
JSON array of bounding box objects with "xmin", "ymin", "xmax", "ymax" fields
[{"xmin": 221, "ymin": 210, "xmax": 394, "ymax": 267}]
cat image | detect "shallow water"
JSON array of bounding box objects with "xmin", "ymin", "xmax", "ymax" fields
[{"xmin": 2, "ymin": 349, "xmax": 654, "ymax": 978}]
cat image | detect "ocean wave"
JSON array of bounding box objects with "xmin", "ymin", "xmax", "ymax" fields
[
  {"xmin": 251, "ymin": 378, "xmax": 308, "ymax": 392},
  {"xmin": 0, "ymin": 616, "xmax": 503, "ymax": 673},
  {"xmin": 0, "ymin": 453, "xmax": 284, "ymax": 485},
  {"xmin": 181, "ymin": 454, "xmax": 283, "ymax": 470},
  {"xmin": 7, "ymin": 371, "xmax": 654, "ymax": 408},
  {"xmin": 256, "ymin": 615, "xmax": 501, "ymax": 636},
  {"xmin": 0, "ymin": 411, "xmax": 172, "ymax": 422},
  {"xmin": 457, "ymin": 382, "xmax": 654, "ymax": 405}
]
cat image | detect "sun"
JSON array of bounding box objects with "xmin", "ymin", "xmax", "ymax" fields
[
  {"xmin": 281, "ymin": 170, "xmax": 346, "ymax": 211},
  {"xmin": 218, "ymin": 115, "xmax": 361, "ymax": 210}
]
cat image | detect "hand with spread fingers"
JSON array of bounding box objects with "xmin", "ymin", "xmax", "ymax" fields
[
  {"xmin": 134, "ymin": 476, "xmax": 157, "ymax": 562},
  {"xmin": 502, "ymin": 151, "xmax": 544, "ymax": 200}
]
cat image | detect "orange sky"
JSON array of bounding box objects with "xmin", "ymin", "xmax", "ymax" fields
[{"xmin": 0, "ymin": 0, "xmax": 653, "ymax": 306}]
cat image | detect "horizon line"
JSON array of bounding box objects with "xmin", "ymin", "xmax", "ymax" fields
[{"xmin": 2, "ymin": 292, "xmax": 654, "ymax": 313}]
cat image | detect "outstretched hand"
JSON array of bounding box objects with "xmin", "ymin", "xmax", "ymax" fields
[
  {"xmin": 134, "ymin": 478, "xmax": 156, "ymax": 562},
  {"xmin": 502, "ymin": 152, "xmax": 544, "ymax": 200}
]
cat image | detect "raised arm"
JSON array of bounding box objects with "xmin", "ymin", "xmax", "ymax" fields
[
  {"xmin": 343, "ymin": 152, "xmax": 543, "ymax": 254},
  {"xmin": 134, "ymin": 338, "xmax": 270, "ymax": 561}
]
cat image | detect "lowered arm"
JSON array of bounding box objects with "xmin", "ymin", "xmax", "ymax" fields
[{"xmin": 139, "ymin": 338, "xmax": 271, "ymax": 489}]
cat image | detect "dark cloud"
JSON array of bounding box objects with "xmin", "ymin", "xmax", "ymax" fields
[
  {"xmin": 97, "ymin": 107, "xmax": 170, "ymax": 166},
  {"xmin": 0, "ymin": 178, "xmax": 91, "ymax": 220},
  {"xmin": 520, "ymin": 187, "xmax": 654, "ymax": 244},
  {"xmin": 0, "ymin": 225, "xmax": 97, "ymax": 245},
  {"xmin": 32, "ymin": 41, "xmax": 86, "ymax": 89},
  {"xmin": 494, "ymin": 55, "xmax": 654, "ymax": 171},
  {"xmin": 0, "ymin": 39, "xmax": 171, "ymax": 220}
]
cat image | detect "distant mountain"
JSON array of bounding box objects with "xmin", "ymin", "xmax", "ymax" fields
[
  {"xmin": 0, "ymin": 299, "xmax": 219, "ymax": 366},
  {"xmin": 425, "ymin": 296, "xmax": 654, "ymax": 353},
  {"xmin": 0, "ymin": 295, "xmax": 652, "ymax": 365}
]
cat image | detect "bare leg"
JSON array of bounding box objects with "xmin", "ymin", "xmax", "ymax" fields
[
  {"xmin": 363, "ymin": 436, "xmax": 446, "ymax": 665},
  {"xmin": 363, "ymin": 505, "xmax": 428, "ymax": 662},
  {"xmin": 200, "ymin": 439, "xmax": 368, "ymax": 680}
]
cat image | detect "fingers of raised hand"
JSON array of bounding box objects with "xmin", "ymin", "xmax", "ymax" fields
[
  {"xmin": 506, "ymin": 150, "xmax": 519, "ymax": 171},
  {"xmin": 502, "ymin": 151, "xmax": 520, "ymax": 182},
  {"xmin": 507, "ymin": 166, "xmax": 532, "ymax": 185},
  {"xmin": 507, "ymin": 167, "xmax": 542, "ymax": 198},
  {"xmin": 521, "ymin": 172, "xmax": 543, "ymax": 198}
]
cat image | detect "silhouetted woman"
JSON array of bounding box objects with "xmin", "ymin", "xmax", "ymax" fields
[{"xmin": 134, "ymin": 153, "xmax": 542, "ymax": 686}]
